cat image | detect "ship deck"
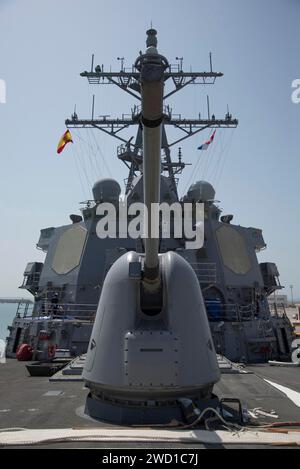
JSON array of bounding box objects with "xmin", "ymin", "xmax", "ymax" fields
[{"xmin": 1, "ymin": 359, "xmax": 300, "ymax": 449}]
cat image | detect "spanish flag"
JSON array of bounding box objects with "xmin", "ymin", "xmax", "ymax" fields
[{"xmin": 57, "ymin": 129, "xmax": 73, "ymax": 154}]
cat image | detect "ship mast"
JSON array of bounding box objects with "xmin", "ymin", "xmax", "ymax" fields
[{"xmin": 65, "ymin": 31, "xmax": 238, "ymax": 198}]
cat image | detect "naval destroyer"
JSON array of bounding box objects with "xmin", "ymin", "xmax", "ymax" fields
[
  {"xmin": 1, "ymin": 28, "xmax": 300, "ymax": 448},
  {"xmin": 5, "ymin": 30, "xmax": 294, "ymax": 365}
]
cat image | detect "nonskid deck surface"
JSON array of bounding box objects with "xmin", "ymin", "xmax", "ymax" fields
[
  {"xmin": 215, "ymin": 367, "xmax": 300, "ymax": 423},
  {"xmin": 0, "ymin": 359, "xmax": 300, "ymax": 448},
  {"xmin": 246, "ymin": 364, "xmax": 300, "ymax": 393}
]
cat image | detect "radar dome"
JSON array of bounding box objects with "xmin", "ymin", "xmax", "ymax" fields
[
  {"xmin": 92, "ymin": 178, "xmax": 121, "ymax": 204},
  {"xmin": 187, "ymin": 180, "xmax": 215, "ymax": 202}
]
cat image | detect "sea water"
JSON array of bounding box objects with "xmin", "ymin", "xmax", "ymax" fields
[{"xmin": 0, "ymin": 303, "xmax": 18, "ymax": 340}]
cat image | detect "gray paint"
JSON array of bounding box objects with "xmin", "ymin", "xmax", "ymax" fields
[{"xmin": 83, "ymin": 251, "xmax": 220, "ymax": 400}]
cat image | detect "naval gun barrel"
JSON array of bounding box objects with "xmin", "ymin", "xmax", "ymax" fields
[{"xmin": 136, "ymin": 29, "xmax": 168, "ymax": 283}]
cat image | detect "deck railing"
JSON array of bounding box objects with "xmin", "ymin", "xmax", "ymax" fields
[{"xmin": 16, "ymin": 302, "xmax": 97, "ymax": 322}]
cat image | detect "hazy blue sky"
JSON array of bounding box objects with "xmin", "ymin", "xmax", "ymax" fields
[{"xmin": 0, "ymin": 0, "xmax": 299, "ymax": 299}]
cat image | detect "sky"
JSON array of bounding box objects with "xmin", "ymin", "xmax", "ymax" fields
[{"xmin": 0, "ymin": 0, "xmax": 299, "ymax": 299}]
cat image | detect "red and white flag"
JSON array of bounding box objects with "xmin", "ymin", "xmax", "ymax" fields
[{"xmin": 198, "ymin": 130, "xmax": 216, "ymax": 150}]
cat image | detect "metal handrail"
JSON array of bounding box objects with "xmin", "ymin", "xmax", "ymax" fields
[
  {"xmin": 14, "ymin": 300, "xmax": 98, "ymax": 320},
  {"xmin": 269, "ymin": 303, "xmax": 287, "ymax": 318},
  {"xmin": 23, "ymin": 273, "xmax": 40, "ymax": 282},
  {"xmin": 24, "ymin": 314, "xmax": 96, "ymax": 322},
  {"xmin": 41, "ymin": 301, "xmax": 97, "ymax": 312},
  {"xmin": 205, "ymin": 302, "xmax": 260, "ymax": 322}
]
